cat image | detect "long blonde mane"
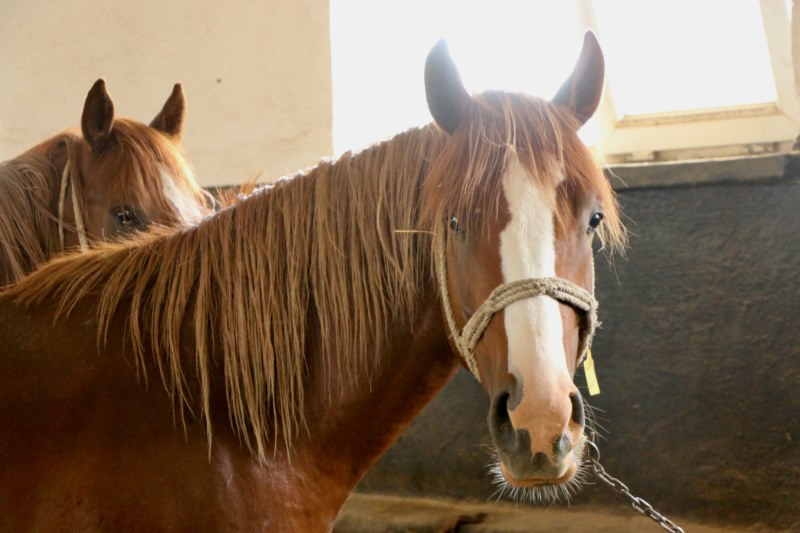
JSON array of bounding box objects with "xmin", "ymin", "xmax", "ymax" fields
[
  {"xmin": 0, "ymin": 134, "xmax": 81, "ymax": 285},
  {"xmin": 5, "ymin": 93, "xmax": 624, "ymax": 463}
]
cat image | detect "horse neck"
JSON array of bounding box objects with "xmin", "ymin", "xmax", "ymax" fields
[
  {"xmin": 0, "ymin": 154, "xmax": 62, "ymax": 285},
  {"xmin": 286, "ymin": 288, "xmax": 459, "ymax": 515}
]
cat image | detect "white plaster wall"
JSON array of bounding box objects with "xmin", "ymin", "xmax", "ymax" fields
[{"xmin": 0, "ymin": 0, "xmax": 332, "ymax": 186}]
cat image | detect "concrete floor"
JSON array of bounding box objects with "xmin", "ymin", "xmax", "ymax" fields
[{"xmin": 335, "ymin": 493, "xmax": 787, "ymax": 533}]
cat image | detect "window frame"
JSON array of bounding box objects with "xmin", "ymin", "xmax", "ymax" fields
[{"xmin": 582, "ymin": 0, "xmax": 797, "ymax": 163}]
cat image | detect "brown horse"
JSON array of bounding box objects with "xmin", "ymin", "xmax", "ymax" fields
[
  {"xmin": 0, "ymin": 80, "xmax": 214, "ymax": 285},
  {"xmin": 0, "ymin": 34, "xmax": 625, "ymax": 531}
]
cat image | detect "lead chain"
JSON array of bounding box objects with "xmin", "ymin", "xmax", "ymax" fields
[{"xmin": 584, "ymin": 429, "xmax": 685, "ymax": 533}]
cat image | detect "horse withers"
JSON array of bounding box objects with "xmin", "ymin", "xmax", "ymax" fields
[
  {"xmin": 0, "ymin": 80, "xmax": 214, "ymax": 285},
  {"xmin": 0, "ymin": 33, "xmax": 624, "ymax": 531}
]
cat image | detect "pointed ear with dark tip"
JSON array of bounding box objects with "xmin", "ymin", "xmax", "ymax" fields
[
  {"xmin": 81, "ymin": 79, "xmax": 115, "ymax": 150},
  {"xmin": 150, "ymin": 83, "xmax": 186, "ymax": 140},
  {"xmin": 425, "ymin": 40, "xmax": 470, "ymax": 135},
  {"xmin": 553, "ymin": 31, "xmax": 605, "ymax": 126}
]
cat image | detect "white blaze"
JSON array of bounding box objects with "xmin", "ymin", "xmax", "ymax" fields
[
  {"xmin": 499, "ymin": 157, "xmax": 568, "ymax": 381},
  {"xmin": 158, "ymin": 164, "xmax": 205, "ymax": 224}
]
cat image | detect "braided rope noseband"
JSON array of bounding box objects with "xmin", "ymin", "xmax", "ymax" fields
[
  {"xmin": 434, "ymin": 223, "xmax": 598, "ymax": 382},
  {"xmin": 57, "ymin": 159, "xmax": 89, "ymax": 251}
]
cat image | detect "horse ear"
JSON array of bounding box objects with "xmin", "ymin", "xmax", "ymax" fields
[
  {"xmin": 553, "ymin": 31, "xmax": 605, "ymax": 126},
  {"xmin": 150, "ymin": 83, "xmax": 186, "ymax": 140},
  {"xmin": 425, "ymin": 40, "xmax": 470, "ymax": 135},
  {"xmin": 81, "ymin": 79, "xmax": 115, "ymax": 150}
]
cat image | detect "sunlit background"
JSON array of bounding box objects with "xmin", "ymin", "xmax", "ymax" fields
[
  {"xmin": 0, "ymin": 0, "xmax": 796, "ymax": 183},
  {"xmin": 331, "ymin": 0, "xmax": 794, "ymax": 161}
]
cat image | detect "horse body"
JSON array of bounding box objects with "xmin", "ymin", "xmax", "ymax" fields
[
  {"xmin": 0, "ymin": 34, "xmax": 625, "ymax": 531},
  {"xmin": 0, "ymin": 283, "xmax": 453, "ymax": 531}
]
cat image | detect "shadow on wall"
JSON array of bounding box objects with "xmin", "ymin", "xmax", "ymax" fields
[{"xmin": 357, "ymin": 153, "xmax": 800, "ymax": 531}]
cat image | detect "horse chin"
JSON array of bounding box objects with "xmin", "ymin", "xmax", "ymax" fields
[
  {"xmin": 498, "ymin": 460, "xmax": 578, "ymax": 488},
  {"xmin": 490, "ymin": 455, "xmax": 586, "ymax": 504}
]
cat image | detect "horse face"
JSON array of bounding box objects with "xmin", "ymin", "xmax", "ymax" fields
[
  {"xmin": 58, "ymin": 80, "xmax": 207, "ymax": 246},
  {"xmin": 426, "ymin": 34, "xmax": 607, "ymax": 497},
  {"xmin": 442, "ymin": 154, "xmax": 603, "ymax": 496},
  {"xmin": 489, "ymin": 161, "xmax": 600, "ymax": 490}
]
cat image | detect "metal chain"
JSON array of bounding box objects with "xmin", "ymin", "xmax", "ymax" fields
[{"xmin": 584, "ymin": 429, "xmax": 685, "ymax": 533}]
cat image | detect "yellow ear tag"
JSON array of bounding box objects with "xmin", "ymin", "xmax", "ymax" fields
[{"xmin": 583, "ymin": 348, "xmax": 601, "ymax": 396}]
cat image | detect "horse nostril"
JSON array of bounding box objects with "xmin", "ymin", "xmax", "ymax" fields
[
  {"xmin": 489, "ymin": 392, "xmax": 517, "ymax": 452},
  {"xmin": 569, "ymin": 391, "xmax": 585, "ymax": 428},
  {"xmin": 553, "ymin": 434, "xmax": 572, "ymax": 460}
]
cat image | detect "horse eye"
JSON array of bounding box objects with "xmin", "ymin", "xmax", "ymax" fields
[
  {"xmin": 449, "ymin": 216, "xmax": 461, "ymax": 233},
  {"xmin": 588, "ymin": 212, "xmax": 604, "ymax": 232},
  {"xmin": 112, "ymin": 206, "xmax": 143, "ymax": 228}
]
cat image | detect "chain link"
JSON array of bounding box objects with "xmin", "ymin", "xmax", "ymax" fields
[{"xmin": 584, "ymin": 429, "xmax": 685, "ymax": 533}]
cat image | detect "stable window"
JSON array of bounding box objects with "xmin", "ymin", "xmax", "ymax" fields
[
  {"xmin": 592, "ymin": 0, "xmax": 796, "ymax": 162},
  {"xmin": 330, "ymin": 0, "xmax": 796, "ymax": 163}
]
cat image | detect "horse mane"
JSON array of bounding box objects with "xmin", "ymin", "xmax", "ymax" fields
[
  {"xmin": 4, "ymin": 92, "xmax": 624, "ymax": 463},
  {"xmin": 0, "ymin": 153, "xmax": 59, "ymax": 285},
  {"xmin": 0, "ymin": 133, "xmax": 81, "ymax": 286}
]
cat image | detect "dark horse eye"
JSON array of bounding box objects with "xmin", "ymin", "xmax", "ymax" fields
[
  {"xmin": 588, "ymin": 212, "xmax": 604, "ymax": 231},
  {"xmin": 449, "ymin": 216, "xmax": 461, "ymax": 233},
  {"xmin": 112, "ymin": 206, "xmax": 143, "ymax": 228}
]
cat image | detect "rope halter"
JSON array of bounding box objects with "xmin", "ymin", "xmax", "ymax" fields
[
  {"xmin": 57, "ymin": 159, "xmax": 89, "ymax": 251},
  {"xmin": 434, "ymin": 223, "xmax": 598, "ymax": 382}
]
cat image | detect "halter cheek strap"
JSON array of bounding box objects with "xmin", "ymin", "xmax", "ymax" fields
[
  {"xmin": 434, "ymin": 224, "xmax": 598, "ymax": 382},
  {"xmin": 58, "ymin": 159, "xmax": 89, "ymax": 251}
]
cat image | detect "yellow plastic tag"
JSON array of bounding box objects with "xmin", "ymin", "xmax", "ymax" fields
[{"xmin": 583, "ymin": 348, "xmax": 600, "ymax": 396}]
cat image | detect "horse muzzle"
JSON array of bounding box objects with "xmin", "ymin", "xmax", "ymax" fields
[{"xmin": 488, "ymin": 388, "xmax": 586, "ymax": 485}]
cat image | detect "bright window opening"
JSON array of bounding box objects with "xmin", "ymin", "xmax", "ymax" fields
[
  {"xmin": 330, "ymin": 0, "xmax": 584, "ymax": 154},
  {"xmin": 331, "ymin": 0, "xmax": 796, "ymax": 163},
  {"xmin": 594, "ymin": 0, "xmax": 776, "ymax": 116}
]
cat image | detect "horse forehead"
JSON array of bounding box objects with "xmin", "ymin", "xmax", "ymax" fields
[
  {"xmin": 500, "ymin": 156, "xmax": 565, "ymax": 238},
  {"xmin": 495, "ymin": 157, "xmax": 570, "ymax": 384},
  {"xmin": 75, "ymin": 152, "xmax": 136, "ymax": 190}
]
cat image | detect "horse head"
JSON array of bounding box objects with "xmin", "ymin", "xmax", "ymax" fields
[
  {"xmin": 30, "ymin": 80, "xmax": 212, "ymax": 249},
  {"xmin": 424, "ymin": 32, "xmax": 624, "ymax": 500}
]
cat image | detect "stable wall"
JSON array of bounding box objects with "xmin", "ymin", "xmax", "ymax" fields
[
  {"xmin": 0, "ymin": 0, "xmax": 332, "ymax": 186},
  {"xmin": 357, "ymin": 154, "xmax": 800, "ymax": 531}
]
